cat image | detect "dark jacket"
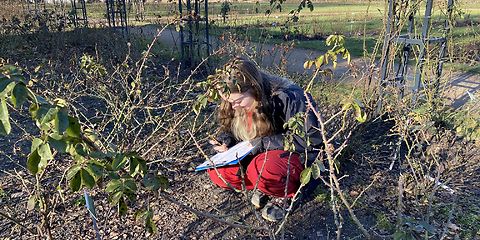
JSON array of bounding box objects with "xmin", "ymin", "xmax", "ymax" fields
[{"xmin": 217, "ymin": 72, "xmax": 323, "ymax": 166}]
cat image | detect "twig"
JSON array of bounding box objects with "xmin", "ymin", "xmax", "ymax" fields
[
  {"xmin": 304, "ymin": 91, "xmax": 372, "ymax": 239},
  {"xmin": 140, "ymin": 112, "xmax": 190, "ymax": 157},
  {"xmin": 274, "ymin": 181, "xmax": 305, "ymax": 235},
  {"xmin": 396, "ymin": 174, "xmax": 405, "ymax": 230},
  {"xmin": 251, "ymin": 141, "xmax": 271, "ymax": 192},
  {"xmin": 158, "ymin": 192, "xmax": 267, "ymax": 231},
  {"xmin": 351, "ymin": 173, "xmax": 379, "ymax": 208},
  {"xmin": 135, "ymin": 23, "xmax": 172, "ymax": 82},
  {"xmin": 0, "ymin": 211, "xmax": 37, "ymax": 235}
]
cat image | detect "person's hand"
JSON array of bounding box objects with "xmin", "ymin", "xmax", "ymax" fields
[{"xmin": 209, "ymin": 139, "xmax": 228, "ymax": 153}]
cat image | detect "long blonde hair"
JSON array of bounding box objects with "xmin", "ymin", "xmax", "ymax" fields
[{"xmin": 216, "ymin": 57, "xmax": 274, "ymax": 141}]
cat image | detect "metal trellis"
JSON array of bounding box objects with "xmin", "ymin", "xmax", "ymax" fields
[
  {"xmin": 106, "ymin": 0, "xmax": 129, "ymax": 34},
  {"xmin": 24, "ymin": 0, "xmax": 46, "ymax": 17},
  {"xmin": 178, "ymin": 0, "xmax": 211, "ymax": 66},
  {"xmin": 71, "ymin": 0, "xmax": 88, "ymax": 28},
  {"xmin": 377, "ymin": 0, "xmax": 455, "ymax": 111},
  {"xmin": 129, "ymin": 0, "xmax": 145, "ymax": 21}
]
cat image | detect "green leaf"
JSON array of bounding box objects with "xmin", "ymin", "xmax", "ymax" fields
[
  {"xmin": 124, "ymin": 178, "xmax": 138, "ymax": 192},
  {"xmin": 11, "ymin": 83, "xmax": 28, "ymax": 108},
  {"xmin": 303, "ymin": 60, "xmax": 314, "ymax": 69},
  {"xmin": 72, "ymin": 151, "xmax": 86, "ymax": 163},
  {"xmin": 81, "ymin": 169, "xmax": 95, "ymax": 189},
  {"xmin": 38, "ymin": 143, "xmax": 53, "ymax": 161},
  {"xmin": 66, "ymin": 164, "xmax": 82, "ymax": 180},
  {"xmin": 54, "ymin": 98, "xmax": 67, "ymax": 108},
  {"xmin": 54, "ymin": 108, "xmax": 69, "ymax": 134},
  {"xmin": 30, "ymin": 138, "xmax": 43, "ymax": 152},
  {"xmin": 158, "ymin": 176, "xmax": 169, "ymax": 190},
  {"xmin": 50, "ymin": 132, "xmax": 64, "ymax": 140},
  {"xmin": 129, "ymin": 157, "xmax": 147, "ymax": 177},
  {"xmin": 84, "ymin": 129, "xmax": 99, "ymax": 143},
  {"xmin": 112, "ymin": 154, "xmax": 128, "ymax": 171},
  {"xmin": 27, "ymin": 195, "xmax": 36, "ymax": 210},
  {"xmin": 0, "ymin": 97, "xmax": 11, "ymax": 135},
  {"xmin": 341, "ymin": 101, "xmax": 352, "ymax": 111},
  {"xmin": 312, "ymin": 162, "xmax": 321, "ymax": 179},
  {"xmin": 0, "ymin": 80, "xmax": 15, "ymax": 97},
  {"xmin": 35, "ymin": 96, "xmax": 49, "ymax": 105},
  {"xmin": 332, "ymin": 45, "xmax": 343, "ymax": 53},
  {"xmin": 32, "ymin": 105, "xmax": 50, "ymax": 122},
  {"xmin": 145, "ymin": 211, "xmax": 157, "ymax": 233},
  {"xmin": 40, "ymin": 107, "xmax": 58, "ymax": 127},
  {"xmin": 86, "ymin": 162, "xmax": 104, "ymax": 180},
  {"xmin": 1, "ymin": 65, "xmax": 21, "ymax": 74},
  {"xmin": 69, "ymin": 171, "xmax": 82, "ymax": 192},
  {"xmin": 315, "ymin": 55, "xmax": 325, "ymax": 68},
  {"xmin": 326, "ymin": 35, "xmax": 334, "ymax": 46},
  {"xmin": 10, "ymin": 74, "xmax": 25, "ymax": 84},
  {"xmin": 118, "ymin": 196, "xmax": 128, "ymax": 216},
  {"xmin": 27, "ymin": 150, "xmax": 41, "ymax": 174},
  {"xmin": 144, "ymin": 174, "xmax": 169, "ymax": 192},
  {"xmin": 106, "ymin": 179, "xmax": 122, "ymax": 193},
  {"xmin": 110, "ymin": 190, "xmax": 123, "ymax": 205},
  {"xmin": 129, "ymin": 157, "xmax": 141, "ymax": 177},
  {"xmin": 33, "ymin": 143, "xmax": 52, "ymax": 174},
  {"xmin": 318, "ymin": 161, "xmax": 326, "ymax": 172},
  {"xmin": 74, "ymin": 143, "xmax": 88, "ymax": 157},
  {"xmin": 48, "ymin": 137, "xmax": 67, "ymax": 153},
  {"xmin": 66, "ymin": 116, "xmax": 81, "ymax": 138},
  {"xmin": 300, "ymin": 167, "xmax": 312, "ymax": 186},
  {"xmin": 193, "ymin": 94, "xmax": 208, "ymax": 115},
  {"xmin": 135, "ymin": 209, "xmax": 148, "ymax": 221},
  {"xmin": 89, "ymin": 151, "xmax": 107, "ymax": 159},
  {"xmin": 352, "ymin": 100, "xmax": 367, "ymax": 123},
  {"xmin": 343, "ymin": 49, "xmax": 351, "ymax": 63},
  {"xmin": 28, "ymin": 103, "xmax": 39, "ymax": 118}
]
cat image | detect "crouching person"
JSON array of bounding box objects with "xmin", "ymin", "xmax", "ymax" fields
[{"xmin": 206, "ymin": 57, "xmax": 323, "ymax": 222}]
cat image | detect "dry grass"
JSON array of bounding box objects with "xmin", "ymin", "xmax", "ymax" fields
[{"xmin": 0, "ymin": 0, "xmax": 26, "ymax": 20}]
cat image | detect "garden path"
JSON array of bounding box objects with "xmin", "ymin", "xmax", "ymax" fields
[{"xmin": 132, "ymin": 25, "xmax": 479, "ymax": 107}]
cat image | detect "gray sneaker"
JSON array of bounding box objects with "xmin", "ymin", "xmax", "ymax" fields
[
  {"xmin": 261, "ymin": 202, "xmax": 286, "ymax": 222},
  {"xmin": 251, "ymin": 190, "xmax": 269, "ymax": 209}
]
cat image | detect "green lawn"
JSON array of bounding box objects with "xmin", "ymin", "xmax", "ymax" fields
[{"xmin": 5, "ymin": 0, "xmax": 478, "ymax": 71}]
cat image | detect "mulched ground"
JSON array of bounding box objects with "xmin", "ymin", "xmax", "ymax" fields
[
  {"xmin": 1, "ymin": 26, "xmax": 479, "ymax": 239},
  {"xmin": 0, "ymin": 114, "xmax": 389, "ymax": 239}
]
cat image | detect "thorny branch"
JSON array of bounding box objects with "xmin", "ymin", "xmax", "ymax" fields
[{"xmin": 304, "ymin": 92, "xmax": 372, "ymax": 239}]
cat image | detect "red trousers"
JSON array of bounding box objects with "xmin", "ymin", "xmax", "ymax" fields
[{"xmin": 207, "ymin": 150, "xmax": 304, "ymax": 198}]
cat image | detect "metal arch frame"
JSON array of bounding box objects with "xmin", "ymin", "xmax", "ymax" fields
[
  {"xmin": 106, "ymin": 0, "xmax": 129, "ymax": 34},
  {"xmin": 178, "ymin": 0, "xmax": 211, "ymax": 66},
  {"xmin": 377, "ymin": 0, "xmax": 455, "ymax": 112},
  {"xmin": 21, "ymin": 0, "xmax": 215, "ymax": 56},
  {"xmin": 24, "ymin": 0, "xmax": 88, "ymax": 28},
  {"xmin": 129, "ymin": 0, "xmax": 146, "ymax": 22},
  {"xmin": 71, "ymin": 0, "xmax": 88, "ymax": 28},
  {"xmin": 24, "ymin": 0, "xmax": 46, "ymax": 16},
  {"xmin": 24, "ymin": 0, "xmax": 88, "ymax": 29}
]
